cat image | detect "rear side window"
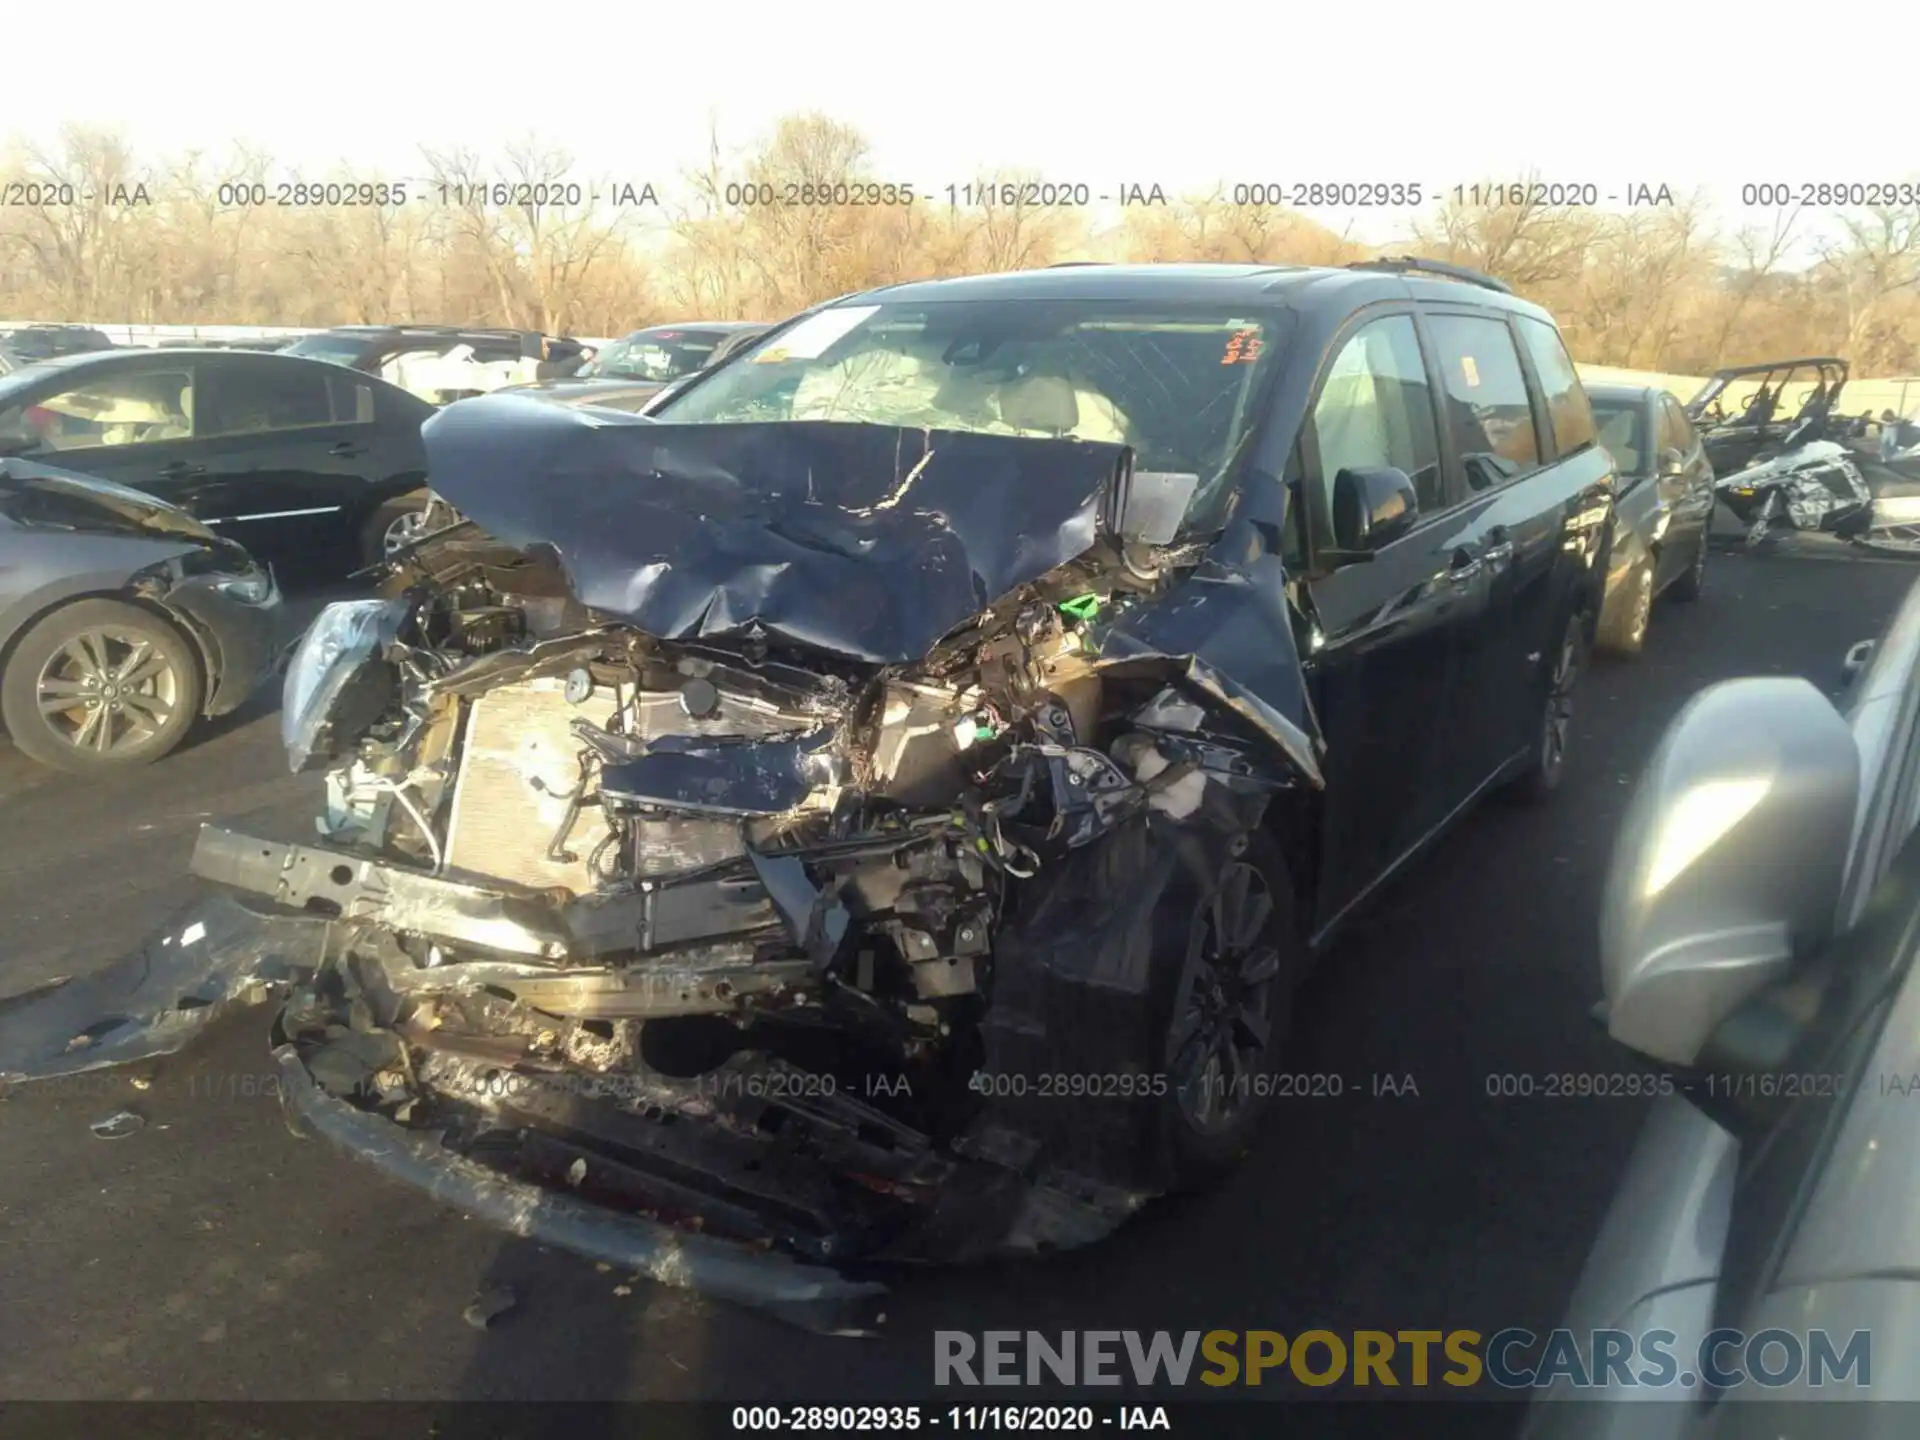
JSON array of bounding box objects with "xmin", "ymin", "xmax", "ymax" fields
[
  {"xmin": 1426, "ymin": 314, "xmax": 1541, "ymax": 492},
  {"xmin": 1516, "ymin": 317, "xmax": 1597, "ymax": 455},
  {"xmin": 203, "ymin": 362, "xmax": 335, "ymax": 436},
  {"xmin": 327, "ymin": 374, "xmax": 375, "ymax": 425}
]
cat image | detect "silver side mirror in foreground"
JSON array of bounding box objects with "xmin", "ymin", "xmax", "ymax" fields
[{"xmin": 1600, "ymin": 677, "xmax": 1859, "ymax": 1068}]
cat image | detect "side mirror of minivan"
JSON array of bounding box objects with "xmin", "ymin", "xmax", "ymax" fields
[
  {"xmin": 1331, "ymin": 466, "xmax": 1419, "ymax": 553},
  {"xmin": 1599, "ymin": 676, "xmax": 1858, "ymax": 1070},
  {"xmin": 1658, "ymin": 448, "xmax": 1686, "ymax": 477}
]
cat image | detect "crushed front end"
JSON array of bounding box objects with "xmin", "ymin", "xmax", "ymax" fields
[{"xmin": 24, "ymin": 407, "xmax": 1328, "ymax": 1330}]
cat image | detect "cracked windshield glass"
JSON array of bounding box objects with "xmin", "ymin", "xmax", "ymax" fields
[{"xmin": 657, "ymin": 300, "xmax": 1285, "ymax": 526}]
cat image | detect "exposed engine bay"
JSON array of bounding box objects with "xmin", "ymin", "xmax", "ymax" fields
[{"xmin": 1, "ymin": 404, "xmax": 1328, "ymax": 1332}]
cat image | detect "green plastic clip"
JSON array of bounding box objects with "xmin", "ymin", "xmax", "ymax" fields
[{"xmin": 1059, "ymin": 593, "xmax": 1102, "ymax": 621}]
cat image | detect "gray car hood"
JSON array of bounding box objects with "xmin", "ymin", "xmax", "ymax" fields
[{"xmin": 0, "ymin": 458, "xmax": 226, "ymax": 546}]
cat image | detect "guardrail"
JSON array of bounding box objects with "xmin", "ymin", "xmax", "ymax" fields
[{"xmin": 0, "ymin": 322, "xmax": 320, "ymax": 347}]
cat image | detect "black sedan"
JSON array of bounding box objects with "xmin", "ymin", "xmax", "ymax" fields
[
  {"xmin": 0, "ymin": 324, "xmax": 116, "ymax": 366},
  {"xmin": 0, "ymin": 459, "xmax": 283, "ymax": 773},
  {"xmin": 1589, "ymin": 383, "xmax": 1716, "ymax": 655},
  {"xmin": 0, "ymin": 349, "xmax": 436, "ymax": 582}
]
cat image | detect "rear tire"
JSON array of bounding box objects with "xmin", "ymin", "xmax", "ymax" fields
[
  {"xmin": 1157, "ymin": 829, "xmax": 1301, "ymax": 1191},
  {"xmin": 1, "ymin": 599, "xmax": 201, "ymax": 774},
  {"xmin": 1507, "ymin": 612, "xmax": 1587, "ymax": 804},
  {"xmin": 359, "ymin": 489, "xmax": 433, "ymax": 567},
  {"xmin": 1596, "ymin": 557, "xmax": 1653, "ymax": 658},
  {"xmin": 1667, "ymin": 536, "xmax": 1707, "ymax": 601}
]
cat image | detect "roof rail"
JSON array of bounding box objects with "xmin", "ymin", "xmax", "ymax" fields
[{"xmin": 1348, "ymin": 256, "xmax": 1513, "ymax": 295}]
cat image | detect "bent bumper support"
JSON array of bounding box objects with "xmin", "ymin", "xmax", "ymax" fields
[
  {"xmin": 270, "ymin": 1044, "xmax": 890, "ymax": 1336},
  {"xmin": 190, "ymin": 825, "xmax": 785, "ymax": 961}
]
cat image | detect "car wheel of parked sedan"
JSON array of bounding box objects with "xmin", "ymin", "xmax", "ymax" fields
[
  {"xmin": 1159, "ymin": 829, "xmax": 1300, "ymax": 1190},
  {"xmin": 1508, "ymin": 612, "xmax": 1588, "ymax": 803},
  {"xmin": 1667, "ymin": 535, "xmax": 1708, "ymax": 601},
  {"xmin": 1597, "ymin": 558, "xmax": 1653, "ymax": 658},
  {"xmin": 1, "ymin": 599, "xmax": 201, "ymax": 773},
  {"xmin": 360, "ymin": 490, "xmax": 433, "ymax": 567}
]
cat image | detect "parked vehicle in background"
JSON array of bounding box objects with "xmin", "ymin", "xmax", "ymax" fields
[
  {"xmin": 282, "ymin": 326, "xmax": 588, "ymax": 405},
  {"xmin": 1524, "ymin": 577, "xmax": 1920, "ymax": 1438},
  {"xmin": 503, "ymin": 321, "xmax": 769, "ymax": 413},
  {"xmin": 0, "ymin": 325, "xmax": 116, "ymax": 366},
  {"xmin": 0, "ymin": 459, "xmax": 282, "ymax": 773},
  {"xmin": 157, "ymin": 337, "xmax": 293, "ymax": 354},
  {"xmin": 16, "ymin": 260, "xmax": 1617, "ymax": 1326},
  {"xmin": 1685, "ymin": 357, "xmax": 1848, "ymax": 478},
  {"xmin": 0, "ymin": 349, "xmax": 436, "ymax": 580},
  {"xmin": 1587, "ymin": 384, "xmax": 1714, "ymax": 655}
]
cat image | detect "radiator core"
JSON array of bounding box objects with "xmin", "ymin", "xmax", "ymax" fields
[
  {"xmin": 444, "ymin": 676, "xmax": 613, "ymax": 894},
  {"xmin": 443, "ymin": 675, "xmax": 748, "ymax": 894}
]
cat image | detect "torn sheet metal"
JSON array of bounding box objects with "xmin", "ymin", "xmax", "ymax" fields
[
  {"xmin": 419, "ymin": 397, "xmax": 1126, "ymax": 664},
  {"xmin": 1094, "ymin": 553, "xmax": 1326, "ymax": 788},
  {"xmin": 270, "ymin": 1044, "xmax": 889, "ymax": 1335},
  {"xmin": 0, "ymin": 894, "xmax": 328, "ymax": 1085}
]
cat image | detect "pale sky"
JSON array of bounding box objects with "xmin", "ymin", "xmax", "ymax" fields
[{"xmin": 13, "ymin": 0, "xmax": 1917, "ymax": 248}]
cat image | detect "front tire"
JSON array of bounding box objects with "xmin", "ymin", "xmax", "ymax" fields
[
  {"xmin": 1, "ymin": 599, "xmax": 201, "ymax": 773},
  {"xmin": 1157, "ymin": 829, "xmax": 1301, "ymax": 1190},
  {"xmin": 359, "ymin": 489, "xmax": 433, "ymax": 567}
]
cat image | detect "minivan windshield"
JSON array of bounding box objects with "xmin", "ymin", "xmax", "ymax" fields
[{"xmin": 652, "ymin": 299, "xmax": 1288, "ymax": 531}]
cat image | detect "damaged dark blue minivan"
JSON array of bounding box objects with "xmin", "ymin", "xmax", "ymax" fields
[{"xmin": 0, "ymin": 261, "xmax": 1615, "ymax": 1333}]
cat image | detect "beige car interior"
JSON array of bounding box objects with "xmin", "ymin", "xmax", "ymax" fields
[
  {"xmin": 1595, "ymin": 406, "xmax": 1644, "ymax": 475},
  {"xmin": 35, "ymin": 375, "xmax": 194, "ymax": 449},
  {"xmin": 788, "ymin": 345, "xmax": 1133, "ymax": 445}
]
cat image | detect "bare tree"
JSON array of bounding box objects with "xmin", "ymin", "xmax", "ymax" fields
[{"xmin": 8, "ymin": 122, "xmax": 1920, "ymax": 382}]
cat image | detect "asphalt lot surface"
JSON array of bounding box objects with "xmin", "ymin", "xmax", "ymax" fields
[{"xmin": 1, "ymin": 548, "xmax": 1916, "ymax": 1409}]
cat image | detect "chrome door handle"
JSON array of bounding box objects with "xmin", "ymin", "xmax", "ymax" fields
[{"xmin": 1446, "ymin": 547, "xmax": 1483, "ymax": 582}]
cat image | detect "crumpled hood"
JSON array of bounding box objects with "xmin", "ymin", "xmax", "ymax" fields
[
  {"xmin": 420, "ymin": 395, "xmax": 1127, "ymax": 665},
  {"xmin": 0, "ymin": 457, "xmax": 223, "ymax": 546}
]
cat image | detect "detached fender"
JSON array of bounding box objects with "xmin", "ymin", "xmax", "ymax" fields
[
  {"xmin": 1094, "ymin": 548, "xmax": 1325, "ymax": 790},
  {"xmin": 0, "ymin": 895, "xmax": 328, "ymax": 1086}
]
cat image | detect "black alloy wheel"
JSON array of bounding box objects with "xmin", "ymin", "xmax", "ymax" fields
[{"xmin": 1160, "ymin": 830, "xmax": 1300, "ymax": 1188}]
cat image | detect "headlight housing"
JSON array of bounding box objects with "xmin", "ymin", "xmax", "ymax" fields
[
  {"xmin": 281, "ymin": 597, "xmax": 409, "ymax": 773},
  {"xmin": 214, "ymin": 566, "xmax": 276, "ymax": 605}
]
